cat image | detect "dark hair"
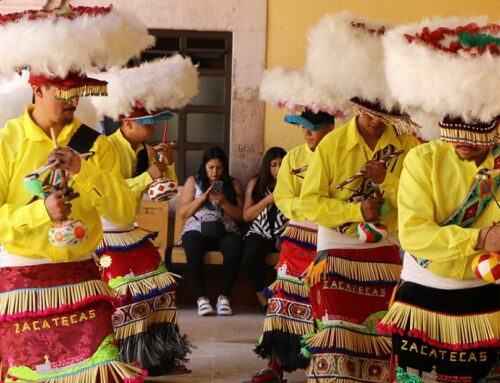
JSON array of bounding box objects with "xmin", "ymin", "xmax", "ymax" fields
[
  {"xmin": 301, "ymin": 110, "xmax": 335, "ymax": 126},
  {"xmin": 195, "ymin": 146, "xmax": 237, "ymax": 205},
  {"xmin": 251, "ymin": 146, "xmax": 287, "ymax": 203}
]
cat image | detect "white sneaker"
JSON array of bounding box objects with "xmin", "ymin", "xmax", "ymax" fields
[
  {"xmin": 216, "ymin": 295, "xmax": 232, "ymax": 316},
  {"xmin": 197, "ymin": 297, "xmax": 214, "ymax": 316}
]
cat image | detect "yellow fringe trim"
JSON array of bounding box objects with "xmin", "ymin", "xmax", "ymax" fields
[
  {"xmin": 0, "ymin": 280, "xmax": 115, "ymax": 316},
  {"xmin": 327, "ymin": 256, "xmax": 402, "ymax": 282},
  {"xmin": 114, "ymin": 309, "xmax": 177, "ymax": 340},
  {"xmin": 267, "ymin": 278, "xmax": 310, "ymax": 298},
  {"xmin": 99, "ymin": 228, "xmax": 154, "ymax": 251},
  {"xmin": 303, "ymin": 259, "xmax": 326, "ymax": 287},
  {"xmin": 263, "ymin": 315, "xmax": 314, "ymax": 336},
  {"xmin": 441, "ymin": 127, "xmax": 498, "ymax": 145},
  {"xmin": 349, "ymin": 99, "xmax": 419, "ymax": 136},
  {"xmin": 281, "ymin": 225, "xmax": 317, "ymax": 246},
  {"xmin": 380, "ymin": 301, "xmax": 500, "ymax": 345},
  {"xmin": 54, "ymin": 85, "xmax": 108, "ymax": 101},
  {"xmin": 114, "ymin": 271, "xmax": 177, "ymax": 298},
  {"xmin": 31, "ymin": 361, "xmax": 142, "ymax": 383},
  {"xmin": 305, "ymin": 326, "xmax": 392, "ymax": 356}
]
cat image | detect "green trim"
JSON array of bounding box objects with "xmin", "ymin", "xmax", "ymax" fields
[
  {"xmin": 108, "ymin": 263, "xmax": 167, "ymax": 289},
  {"xmin": 459, "ymin": 31, "xmax": 500, "ymax": 49},
  {"xmin": 6, "ymin": 334, "xmax": 119, "ymax": 382},
  {"xmin": 275, "ymin": 275, "xmax": 303, "ymax": 285},
  {"xmin": 395, "ymin": 367, "xmax": 422, "ymax": 383},
  {"xmin": 317, "ymin": 312, "xmax": 389, "ymax": 336}
]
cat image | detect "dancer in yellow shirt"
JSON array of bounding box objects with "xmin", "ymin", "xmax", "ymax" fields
[
  {"xmin": 299, "ymin": 12, "xmax": 420, "ymax": 383},
  {"xmin": 246, "ymin": 66, "xmax": 348, "ymax": 383},
  {"xmin": 0, "ymin": 6, "xmax": 153, "ymax": 382},
  {"xmin": 378, "ymin": 17, "xmax": 500, "ymax": 382},
  {"xmin": 90, "ymin": 56, "xmax": 197, "ymax": 376}
]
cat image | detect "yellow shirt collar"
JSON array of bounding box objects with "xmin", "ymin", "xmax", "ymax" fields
[
  {"xmin": 23, "ymin": 104, "xmax": 81, "ymax": 145},
  {"xmin": 113, "ymin": 128, "xmax": 145, "ymax": 156}
]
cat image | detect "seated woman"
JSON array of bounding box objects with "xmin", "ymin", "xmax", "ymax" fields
[
  {"xmin": 243, "ymin": 147, "xmax": 288, "ymax": 311},
  {"xmin": 179, "ymin": 146, "xmax": 244, "ymax": 316}
]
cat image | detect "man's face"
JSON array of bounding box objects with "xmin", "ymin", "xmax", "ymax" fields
[
  {"xmin": 452, "ymin": 143, "xmax": 492, "ymax": 163},
  {"xmin": 357, "ymin": 113, "xmax": 387, "ymax": 138},
  {"xmin": 123, "ymin": 120, "xmax": 156, "ymax": 143},
  {"xmin": 302, "ymin": 124, "xmax": 334, "ymax": 151},
  {"xmin": 35, "ymin": 85, "xmax": 79, "ymax": 126}
]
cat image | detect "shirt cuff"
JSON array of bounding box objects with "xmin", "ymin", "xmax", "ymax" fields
[
  {"xmin": 379, "ymin": 171, "xmax": 399, "ymax": 196},
  {"xmin": 349, "ymin": 201, "xmax": 364, "ymax": 223},
  {"xmin": 460, "ymin": 227, "xmax": 482, "ymax": 256},
  {"xmin": 14, "ymin": 199, "xmax": 51, "ymax": 230}
]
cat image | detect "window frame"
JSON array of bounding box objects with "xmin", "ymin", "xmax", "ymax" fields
[{"xmin": 143, "ymin": 29, "xmax": 233, "ymax": 183}]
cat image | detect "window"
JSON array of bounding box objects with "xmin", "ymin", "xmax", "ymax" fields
[{"xmin": 141, "ymin": 30, "xmax": 233, "ymax": 183}]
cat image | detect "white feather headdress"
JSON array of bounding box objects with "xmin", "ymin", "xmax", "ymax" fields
[
  {"xmin": 305, "ymin": 11, "xmax": 397, "ymax": 112},
  {"xmin": 90, "ymin": 56, "xmax": 198, "ymax": 121},
  {"xmin": 383, "ymin": 16, "xmax": 498, "ymax": 124},
  {"xmin": 259, "ymin": 67, "xmax": 350, "ymax": 117},
  {"xmin": 0, "ymin": 5, "xmax": 154, "ymax": 78}
]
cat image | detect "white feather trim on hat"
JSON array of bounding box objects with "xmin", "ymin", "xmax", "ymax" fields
[
  {"xmin": 305, "ymin": 11, "xmax": 398, "ymax": 112},
  {"xmin": 383, "ymin": 16, "xmax": 498, "ymax": 123},
  {"xmin": 0, "ymin": 5, "xmax": 154, "ymax": 77},
  {"xmin": 90, "ymin": 56, "xmax": 198, "ymax": 120},
  {"xmin": 259, "ymin": 67, "xmax": 350, "ymax": 117},
  {"xmin": 0, "ymin": 72, "xmax": 32, "ymax": 128},
  {"xmin": 407, "ymin": 108, "xmax": 442, "ymax": 142}
]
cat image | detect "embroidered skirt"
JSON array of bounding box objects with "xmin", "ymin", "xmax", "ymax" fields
[
  {"xmin": 0, "ymin": 259, "xmax": 143, "ymax": 383},
  {"xmin": 97, "ymin": 229, "xmax": 190, "ymax": 368},
  {"xmin": 304, "ymin": 245, "xmax": 402, "ymax": 383},
  {"xmin": 255, "ymin": 223, "xmax": 317, "ymax": 372},
  {"xmin": 378, "ymin": 282, "xmax": 500, "ymax": 382}
]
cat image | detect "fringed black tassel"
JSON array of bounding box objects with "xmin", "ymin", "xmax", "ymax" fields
[
  {"xmin": 118, "ymin": 322, "xmax": 191, "ymax": 368},
  {"xmin": 254, "ymin": 330, "xmax": 309, "ymax": 372}
]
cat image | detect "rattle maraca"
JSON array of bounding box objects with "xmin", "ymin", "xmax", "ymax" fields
[
  {"xmin": 46, "ymin": 128, "xmax": 88, "ymax": 247},
  {"xmin": 147, "ymin": 120, "xmax": 178, "ymax": 202},
  {"xmin": 471, "ymin": 253, "xmax": 500, "ymax": 284}
]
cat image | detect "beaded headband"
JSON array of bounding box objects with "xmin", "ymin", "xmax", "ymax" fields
[
  {"xmin": 349, "ymin": 97, "xmax": 420, "ymax": 136},
  {"xmin": 439, "ymin": 116, "xmax": 499, "ymax": 147}
]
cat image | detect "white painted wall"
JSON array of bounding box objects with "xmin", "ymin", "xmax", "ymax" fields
[{"xmin": 0, "ymin": 0, "xmax": 267, "ymax": 185}]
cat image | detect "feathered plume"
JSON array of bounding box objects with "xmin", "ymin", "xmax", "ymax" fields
[
  {"xmin": 305, "ymin": 11, "xmax": 398, "ymax": 113},
  {"xmin": 90, "ymin": 55, "xmax": 199, "ymax": 120},
  {"xmin": 259, "ymin": 67, "xmax": 350, "ymax": 118},
  {"xmin": 382, "ymin": 16, "xmax": 498, "ymax": 124},
  {"xmin": 0, "ymin": 5, "xmax": 155, "ymax": 78}
]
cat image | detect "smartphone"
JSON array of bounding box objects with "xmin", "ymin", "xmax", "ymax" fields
[{"xmin": 211, "ymin": 180, "xmax": 224, "ymax": 192}]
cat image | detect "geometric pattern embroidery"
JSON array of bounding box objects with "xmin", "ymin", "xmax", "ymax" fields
[
  {"xmin": 418, "ymin": 145, "xmax": 500, "ymax": 269},
  {"xmin": 441, "ymin": 144, "xmax": 500, "ymax": 228},
  {"xmin": 307, "ymin": 352, "xmax": 390, "ymax": 383},
  {"xmin": 266, "ymin": 297, "xmax": 314, "ymax": 324},
  {"xmin": 112, "ymin": 291, "xmax": 176, "ymax": 328}
]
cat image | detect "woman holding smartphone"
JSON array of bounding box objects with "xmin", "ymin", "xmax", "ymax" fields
[{"xmin": 178, "ymin": 146, "xmax": 244, "ymax": 316}]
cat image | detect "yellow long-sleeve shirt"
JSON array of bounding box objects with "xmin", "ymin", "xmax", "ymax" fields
[
  {"xmin": 274, "ymin": 143, "xmax": 315, "ymax": 221},
  {"xmin": 0, "ymin": 106, "xmax": 136, "ymax": 261},
  {"xmin": 300, "ymin": 117, "xmax": 420, "ymax": 236},
  {"xmin": 109, "ymin": 128, "xmax": 177, "ymax": 203},
  {"xmin": 398, "ymin": 140, "xmax": 499, "ymax": 279}
]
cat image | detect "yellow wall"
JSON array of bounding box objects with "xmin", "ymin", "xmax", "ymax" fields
[{"xmin": 264, "ymin": 0, "xmax": 500, "ymax": 151}]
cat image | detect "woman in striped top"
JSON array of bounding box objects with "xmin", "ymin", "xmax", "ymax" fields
[{"xmin": 243, "ymin": 147, "xmax": 288, "ymax": 310}]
